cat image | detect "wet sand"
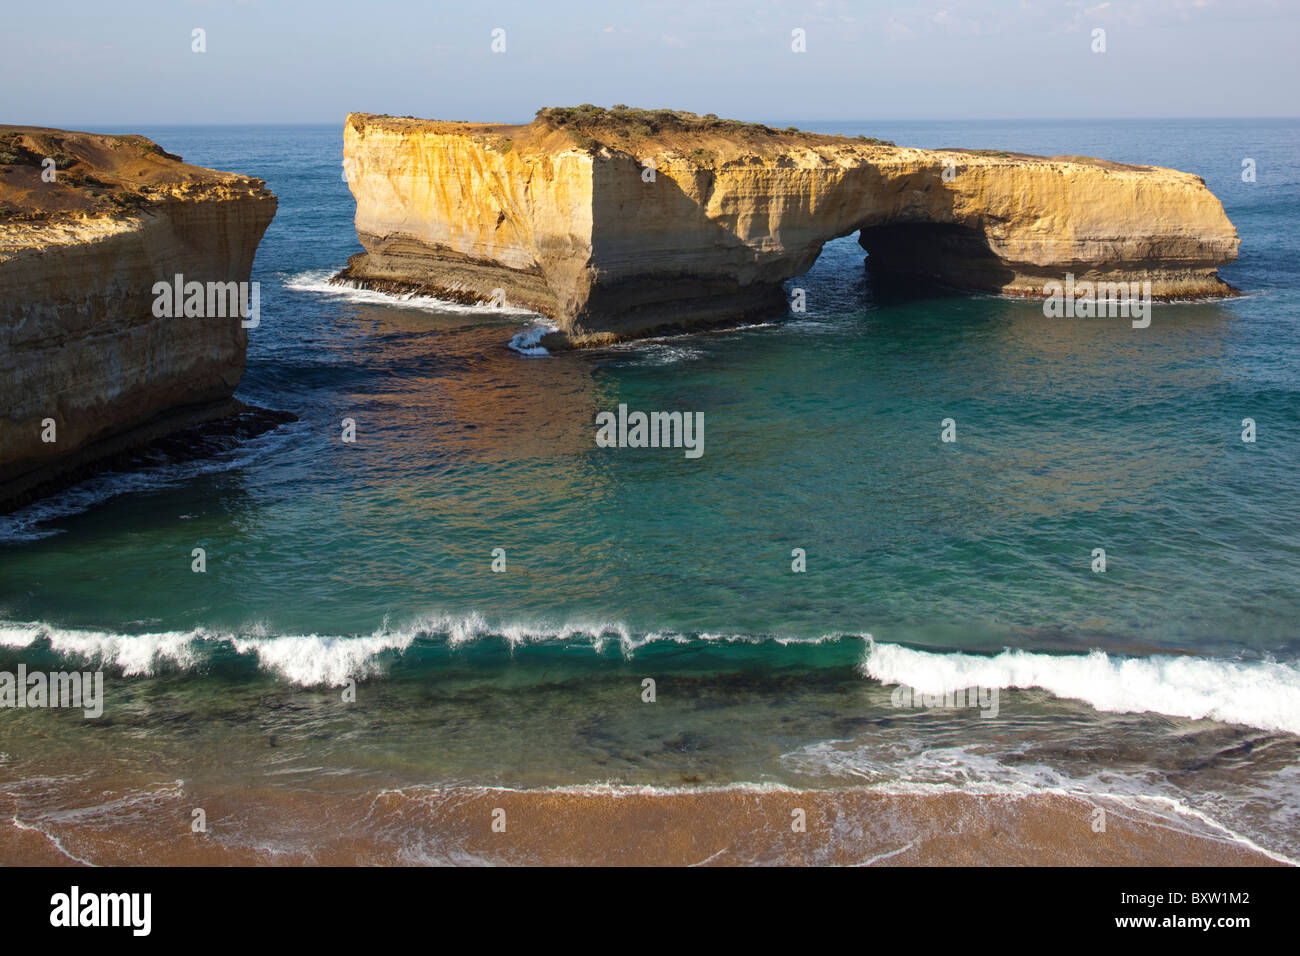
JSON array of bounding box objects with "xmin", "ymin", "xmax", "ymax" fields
[{"xmin": 0, "ymin": 780, "xmax": 1284, "ymax": 866}]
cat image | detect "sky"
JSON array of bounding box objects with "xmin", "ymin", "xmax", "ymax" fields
[{"xmin": 2, "ymin": 0, "xmax": 1296, "ymax": 127}]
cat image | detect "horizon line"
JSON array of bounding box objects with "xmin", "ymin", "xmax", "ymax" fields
[{"xmin": 15, "ymin": 115, "xmax": 1300, "ymax": 130}]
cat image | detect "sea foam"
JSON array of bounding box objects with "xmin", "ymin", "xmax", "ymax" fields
[
  {"xmin": 507, "ymin": 324, "xmax": 557, "ymax": 356},
  {"xmin": 862, "ymin": 641, "xmax": 1300, "ymax": 735},
  {"xmin": 4, "ymin": 616, "xmax": 1300, "ymax": 736},
  {"xmin": 284, "ymin": 269, "xmax": 540, "ymax": 316}
]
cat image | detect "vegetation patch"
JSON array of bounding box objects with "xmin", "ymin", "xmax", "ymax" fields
[
  {"xmin": 534, "ymin": 105, "xmax": 895, "ymax": 150},
  {"xmin": 0, "ymin": 133, "xmax": 40, "ymax": 166}
]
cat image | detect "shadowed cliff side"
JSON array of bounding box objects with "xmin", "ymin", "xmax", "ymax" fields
[
  {"xmin": 335, "ymin": 106, "xmax": 1240, "ymax": 347},
  {"xmin": 0, "ymin": 126, "xmax": 289, "ymax": 513}
]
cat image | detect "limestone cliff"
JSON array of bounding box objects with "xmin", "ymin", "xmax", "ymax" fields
[
  {"xmin": 337, "ymin": 107, "xmax": 1239, "ymax": 346},
  {"xmin": 0, "ymin": 126, "xmax": 280, "ymax": 511}
]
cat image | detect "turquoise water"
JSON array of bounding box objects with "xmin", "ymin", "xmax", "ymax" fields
[
  {"xmin": 4, "ymin": 120, "xmax": 1299, "ymax": 653},
  {"xmin": 1, "ymin": 120, "xmax": 1298, "ymax": 858}
]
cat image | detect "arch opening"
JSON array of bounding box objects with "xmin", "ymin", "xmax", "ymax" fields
[{"xmin": 854, "ymin": 222, "xmax": 1017, "ymax": 294}]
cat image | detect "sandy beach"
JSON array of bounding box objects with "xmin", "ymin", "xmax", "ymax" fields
[{"xmin": 1, "ymin": 778, "xmax": 1284, "ymax": 866}]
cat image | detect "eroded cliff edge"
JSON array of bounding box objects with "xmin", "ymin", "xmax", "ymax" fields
[
  {"xmin": 337, "ymin": 107, "xmax": 1240, "ymax": 347},
  {"xmin": 0, "ymin": 126, "xmax": 283, "ymax": 512}
]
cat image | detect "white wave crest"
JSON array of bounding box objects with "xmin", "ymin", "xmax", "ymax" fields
[
  {"xmin": 0, "ymin": 614, "xmax": 862, "ymax": 685},
  {"xmin": 862, "ymin": 642, "xmax": 1300, "ymax": 735},
  {"xmin": 9, "ymin": 616, "xmax": 1297, "ymax": 733},
  {"xmin": 1, "ymin": 622, "xmax": 205, "ymax": 675},
  {"xmin": 507, "ymin": 323, "xmax": 557, "ymax": 356},
  {"xmin": 285, "ymin": 269, "xmax": 540, "ymax": 316},
  {"xmin": 231, "ymin": 632, "xmax": 415, "ymax": 686}
]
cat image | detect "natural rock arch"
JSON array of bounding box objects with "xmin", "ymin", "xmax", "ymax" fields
[{"xmin": 337, "ymin": 109, "xmax": 1239, "ymax": 346}]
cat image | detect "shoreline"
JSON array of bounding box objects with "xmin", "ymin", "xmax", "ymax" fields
[
  {"xmin": 0, "ymin": 401, "xmax": 297, "ymax": 515},
  {"xmin": 1, "ymin": 783, "xmax": 1288, "ymax": 867}
]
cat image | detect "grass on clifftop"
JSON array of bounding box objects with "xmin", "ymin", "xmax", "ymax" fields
[
  {"xmin": 0, "ymin": 128, "xmax": 260, "ymax": 223},
  {"xmin": 0, "ymin": 132, "xmax": 159, "ymax": 220},
  {"xmin": 534, "ymin": 105, "xmax": 895, "ymax": 152}
]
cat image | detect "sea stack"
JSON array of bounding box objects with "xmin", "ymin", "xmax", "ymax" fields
[
  {"xmin": 0, "ymin": 126, "xmax": 281, "ymax": 512},
  {"xmin": 336, "ymin": 106, "xmax": 1240, "ymax": 347}
]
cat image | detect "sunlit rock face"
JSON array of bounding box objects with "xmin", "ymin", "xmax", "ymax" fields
[
  {"xmin": 0, "ymin": 126, "xmax": 278, "ymax": 511},
  {"xmin": 338, "ymin": 108, "xmax": 1239, "ymax": 347}
]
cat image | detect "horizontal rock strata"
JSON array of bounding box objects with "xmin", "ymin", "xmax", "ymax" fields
[{"xmin": 0, "ymin": 126, "xmax": 282, "ymax": 511}]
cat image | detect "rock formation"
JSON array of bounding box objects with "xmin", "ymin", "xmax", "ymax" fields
[
  {"xmin": 0, "ymin": 126, "xmax": 282, "ymax": 512},
  {"xmin": 336, "ymin": 107, "xmax": 1240, "ymax": 347}
]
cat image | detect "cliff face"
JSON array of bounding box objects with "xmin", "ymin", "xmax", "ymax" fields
[
  {"xmin": 0, "ymin": 126, "xmax": 278, "ymax": 511},
  {"xmin": 338, "ymin": 109, "xmax": 1239, "ymax": 346},
  {"xmin": 340, "ymin": 118, "xmax": 594, "ymax": 319}
]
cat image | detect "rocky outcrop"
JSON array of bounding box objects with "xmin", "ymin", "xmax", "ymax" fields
[
  {"xmin": 0, "ymin": 126, "xmax": 281, "ymax": 512},
  {"xmin": 337, "ymin": 107, "xmax": 1240, "ymax": 347}
]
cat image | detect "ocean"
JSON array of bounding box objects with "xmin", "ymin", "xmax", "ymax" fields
[{"xmin": 1, "ymin": 119, "xmax": 1298, "ymax": 864}]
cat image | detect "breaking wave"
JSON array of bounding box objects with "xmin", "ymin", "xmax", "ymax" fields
[
  {"xmin": 284, "ymin": 269, "xmax": 541, "ymax": 316},
  {"xmin": 3, "ymin": 617, "xmax": 1299, "ymax": 734},
  {"xmin": 507, "ymin": 323, "xmax": 558, "ymax": 356},
  {"xmin": 862, "ymin": 641, "xmax": 1300, "ymax": 735}
]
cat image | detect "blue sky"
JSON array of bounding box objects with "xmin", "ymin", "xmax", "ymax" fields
[{"xmin": 2, "ymin": 0, "xmax": 1296, "ymax": 126}]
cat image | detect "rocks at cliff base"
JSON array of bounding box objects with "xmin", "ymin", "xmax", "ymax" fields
[
  {"xmin": 336, "ymin": 107, "xmax": 1240, "ymax": 347},
  {"xmin": 0, "ymin": 126, "xmax": 286, "ymax": 513}
]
